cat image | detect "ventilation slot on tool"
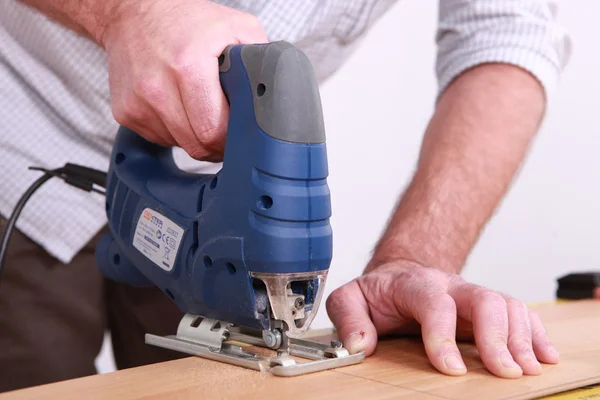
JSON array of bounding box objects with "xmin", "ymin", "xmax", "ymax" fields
[
  {"xmin": 257, "ymin": 195, "xmax": 273, "ymax": 210},
  {"xmin": 197, "ymin": 185, "xmax": 206, "ymax": 213},
  {"xmin": 105, "ymin": 175, "xmax": 119, "ymax": 218},
  {"xmin": 119, "ymin": 190, "xmax": 140, "ymax": 242},
  {"xmin": 111, "ymin": 181, "xmax": 128, "ymax": 228},
  {"xmin": 225, "ymin": 262, "xmax": 236, "ymax": 275}
]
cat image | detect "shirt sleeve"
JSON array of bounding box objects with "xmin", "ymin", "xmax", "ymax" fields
[{"xmin": 435, "ymin": 0, "xmax": 572, "ymax": 100}]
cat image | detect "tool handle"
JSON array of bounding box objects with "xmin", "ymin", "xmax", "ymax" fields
[{"xmin": 219, "ymin": 41, "xmax": 325, "ymax": 144}]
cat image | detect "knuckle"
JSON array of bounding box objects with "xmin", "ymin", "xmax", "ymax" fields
[
  {"xmin": 418, "ymin": 292, "xmax": 455, "ymax": 324},
  {"xmin": 132, "ymin": 76, "xmax": 167, "ymax": 106},
  {"xmin": 196, "ymin": 123, "xmax": 223, "ymax": 142},
  {"xmin": 360, "ymin": 273, "xmax": 393, "ymax": 306},
  {"xmin": 111, "ymin": 105, "xmax": 128, "ymax": 126},
  {"xmin": 504, "ymin": 296, "xmax": 519, "ymax": 306},
  {"xmin": 170, "ymin": 49, "xmax": 201, "ymax": 77},
  {"xmin": 424, "ymin": 292, "xmax": 454, "ymax": 311},
  {"xmin": 506, "ymin": 297, "xmax": 528, "ymax": 314},
  {"xmin": 467, "ymin": 285, "xmax": 487, "ymax": 299},
  {"xmin": 237, "ymin": 12, "xmax": 262, "ymax": 29},
  {"xmin": 529, "ymin": 311, "xmax": 548, "ymax": 336},
  {"xmin": 432, "ymin": 337, "xmax": 459, "ymax": 352},
  {"xmin": 402, "ymin": 265, "xmax": 430, "ymax": 283},
  {"xmin": 326, "ymin": 280, "xmax": 363, "ymax": 318},
  {"xmin": 507, "ymin": 338, "xmax": 533, "ymax": 354},
  {"xmin": 246, "ymin": 14, "xmax": 265, "ymax": 33},
  {"xmin": 479, "ymin": 290, "xmax": 507, "ymax": 309},
  {"xmin": 115, "ymin": 98, "xmax": 144, "ymax": 125},
  {"xmin": 533, "ymin": 328, "xmax": 548, "ymax": 342},
  {"xmin": 227, "ymin": 12, "xmax": 266, "ymax": 42},
  {"xmin": 192, "ymin": 124, "xmax": 227, "ymax": 154},
  {"xmin": 448, "ymin": 273, "xmax": 466, "ymax": 287},
  {"xmin": 326, "ymin": 286, "xmax": 345, "ymax": 311},
  {"xmin": 185, "ymin": 144, "xmax": 212, "ymax": 160}
]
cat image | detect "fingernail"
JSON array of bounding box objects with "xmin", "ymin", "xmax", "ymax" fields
[
  {"xmin": 345, "ymin": 332, "xmax": 365, "ymax": 354},
  {"xmin": 500, "ymin": 352, "xmax": 521, "ymax": 369},
  {"xmin": 444, "ymin": 355, "xmax": 466, "ymax": 371}
]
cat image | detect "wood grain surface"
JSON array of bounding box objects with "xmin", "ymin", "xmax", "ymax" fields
[{"xmin": 2, "ymin": 300, "xmax": 599, "ymax": 400}]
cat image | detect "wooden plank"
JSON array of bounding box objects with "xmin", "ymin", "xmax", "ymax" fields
[
  {"xmin": 2, "ymin": 300, "xmax": 600, "ymax": 400},
  {"xmin": 331, "ymin": 300, "xmax": 600, "ymax": 400},
  {"xmin": 0, "ymin": 357, "xmax": 438, "ymax": 400}
]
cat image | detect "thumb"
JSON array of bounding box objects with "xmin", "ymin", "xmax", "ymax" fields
[{"xmin": 326, "ymin": 280, "xmax": 378, "ymax": 356}]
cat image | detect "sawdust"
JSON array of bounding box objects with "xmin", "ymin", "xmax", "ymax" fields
[
  {"xmin": 245, "ymin": 345, "xmax": 310, "ymax": 364},
  {"xmin": 245, "ymin": 345, "xmax": 276, "ymax": 358}
]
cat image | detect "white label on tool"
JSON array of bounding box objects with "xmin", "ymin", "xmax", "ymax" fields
[{"xmin": 133, "ymin": 208, "xmax": 184, "ymax": 272}]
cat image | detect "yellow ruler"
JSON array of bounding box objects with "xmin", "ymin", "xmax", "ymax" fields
[{"xmin": 538, "ymin": 384, "xmax": 600, "ymax": 399}]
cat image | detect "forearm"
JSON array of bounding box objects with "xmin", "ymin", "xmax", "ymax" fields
[
  {"xmin": 368, "ymin": 63, "xmax": 545, "ymax": 274},
  {"xmin": 17, "ymin": 0, "xmax": 118, "ymax": 43}
]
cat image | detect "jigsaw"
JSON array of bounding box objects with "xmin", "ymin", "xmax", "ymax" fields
[{"xmin": 93, "ymin": 41, "xmax": 364, "ymax": 376}]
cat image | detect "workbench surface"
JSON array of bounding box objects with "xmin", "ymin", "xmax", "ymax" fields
[{"xmin": 2, "ymin": 300, "xmax": 599, "ymax": 400}]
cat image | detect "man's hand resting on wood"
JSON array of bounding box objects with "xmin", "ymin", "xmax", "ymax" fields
[
  {"xmin": 326, "ymin": 261, "xmax": 559, "ymax": 378},
  {"xmin": 326, "ymin": 63, "xmax": 557, "ymax": 379}
]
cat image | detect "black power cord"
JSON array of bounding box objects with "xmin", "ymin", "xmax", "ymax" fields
[{"xmin": 0, "ymin": 164, "xmax": 107, "ymax": 285}]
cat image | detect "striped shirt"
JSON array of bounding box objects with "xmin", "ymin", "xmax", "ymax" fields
[{"xmin": 0, "ymin": 0, "xmax": 571, "ymax": 263}]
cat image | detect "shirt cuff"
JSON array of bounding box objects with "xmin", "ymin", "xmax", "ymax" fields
[
  {"xmin": 436, "ymin": 47, "xmax": 563, "ymax": 103},
  {"xmin": 434, "ymin": 1, "xmax": 572, "ymax": 105}
]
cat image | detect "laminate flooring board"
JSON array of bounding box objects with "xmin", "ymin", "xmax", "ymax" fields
[
  {"xmin": 333, "ymin": 300, "xmax": 600, "ymax": 400},
  {"xmin": 2, "ymin": 300, "xmax": 599, "ymax": 400},
  {"xmin": 0, "ymin": 358, "xmax": 436, "ymax": 400}
]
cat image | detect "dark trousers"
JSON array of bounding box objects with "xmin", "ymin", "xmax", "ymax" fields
[{"xmin": 0, "ymin": 217, "xmax": 186, "ymax": 392}]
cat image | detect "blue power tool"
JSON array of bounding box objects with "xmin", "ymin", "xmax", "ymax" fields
[{"xmin": 94, "ymin": 41, "xmax": 363, "ymax": 375}]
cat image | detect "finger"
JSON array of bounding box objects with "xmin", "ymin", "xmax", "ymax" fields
[
  {"xmin": 124, "ymin": 120, "xmax": 173, "ymax": 148},
  {"xmin": 174, "ymin": 50, "xmax": 229, "ymax": 160},
  {"xmin": 451, "ymin": 283, "xmax": 523, "ymax": 378},
  {"xmin": 529, "ymin": 310, "xmax": 559, "ymax": 364},
  {"xmin": 234, "ymin": 14, "xmax": 269, "ymax": 44},
  {"xmin": 111, "ymin": 63, "xmax": 175, "ymax": 147},
  {"xmin": 128, "ymin": 106, "xmax": 174, "ymax": 147},
  {"xmin": 408, "ymin": 292, "xmax": 467, "ymax": 376},
  {"xmin": 505, "ymin": 297, "xmax": 542, "ymax": 375},
  {"xmin": 115, "ymin": 92, "xmax": 175, "ymax": 147},
  {"xmin": 174, "ymin": 20, "xmax": 267, "ymax": 160},
  {"xmin": 326, "ymin": 280, "xmax": 378, "ymax": 356},
  {"xmin": 134, "ymin": 69, "xmax": 210, "ymax": 157}
]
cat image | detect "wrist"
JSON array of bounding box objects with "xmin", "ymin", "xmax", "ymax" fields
[
  {"xmin": 365, "ymin": 170, "xmax": 471, "ymax": 275},
  {"xmin": 67, "ymin": 0, "xmax": 137, "ymax": 48},
  {"xmin": 364, "ymin": 250, "xmax": 451, "ymax": 276},
  {"xmin": 92, "ymin": 0, "xmax": 133, "ymax": 48},
  {"xmin": 366, "ymin": 235, "xmax": 464, "ymax": 275}
]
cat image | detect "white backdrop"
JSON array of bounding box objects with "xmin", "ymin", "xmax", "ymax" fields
[{"xmin": 96, "ymin": 0, "xmax": 599, "ymax": 373}]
